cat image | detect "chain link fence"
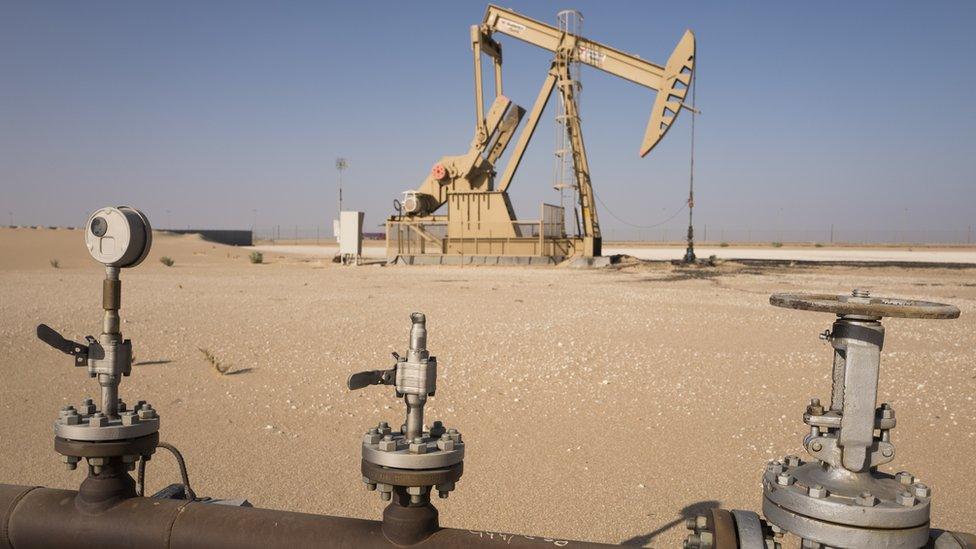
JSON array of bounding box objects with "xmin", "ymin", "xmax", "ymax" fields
[{"xmin": 250, "ymin": 223, "xmax": 974, "ymax": 246}]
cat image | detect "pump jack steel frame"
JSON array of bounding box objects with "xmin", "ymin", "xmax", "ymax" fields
[{"xmin": 387, "ymin": 5, "xmax": 696, "ymax": 264}]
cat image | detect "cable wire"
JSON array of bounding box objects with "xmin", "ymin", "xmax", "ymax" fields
[
  {"xmin": 594, "ymin": 55, "xmax": 699, "ymax": 234},
  {"xmin": 594, "ymin": 190, "xmax": 688, "ymax": 229},
  {"xmin": 137, "ymin": 441, "xmax": 197, "ymax": 501}
]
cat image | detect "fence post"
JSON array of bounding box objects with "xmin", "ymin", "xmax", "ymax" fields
[{"xmin": 539, "ymin": 204, "xmax": 544, "ymax": 257}]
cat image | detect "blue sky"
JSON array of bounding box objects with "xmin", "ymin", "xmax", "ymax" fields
[{"xmin": 2, "ymin": 1, "xmax": 974, "ymax": 240}]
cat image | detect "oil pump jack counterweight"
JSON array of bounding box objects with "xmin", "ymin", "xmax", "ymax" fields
[{"xmin": 387, "ymin": 5, "xmax": 695, "ymax": 264}]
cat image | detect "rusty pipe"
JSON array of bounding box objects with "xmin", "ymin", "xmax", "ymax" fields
[{"xmin": 0, "ymin": 483, "xmax": 618, "ymax": 549}]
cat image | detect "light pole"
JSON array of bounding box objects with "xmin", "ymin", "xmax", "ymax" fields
[
  {"xmin": 682, "ymin": 68, "xmax": 698, "ymax": 263},
  {"xmin": 336, "ymin": 158, "xmax": 348, "ymax": 218}
]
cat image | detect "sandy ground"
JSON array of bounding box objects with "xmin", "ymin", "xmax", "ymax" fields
[
  {"xmin": 250, "ymin": 242, "xmax": 976, "ymax": 265},
  {"xmin": 2, "ymin": 227, "xmax": 975, "ymax": 547}
]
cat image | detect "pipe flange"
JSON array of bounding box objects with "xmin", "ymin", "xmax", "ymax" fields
[
  {"xmin": 730, "ymin": 510, "xmax": 768, "ymax": 548},
  {"xmin": 55, "ymin": 432, "xmax": 159, "ymax": 459},
  {"xmin": 362, "ymin": 429, "xmax": 464, "ymax": 470},
  {"xmin": 770, "ymin": 292, "xmax": 959, "ymax": 319},
  {"xmin": 54, "ymin": 400, "xmax": 159, "ymax": 442},
  {"xmin": 762, "ymin": 459, "xmax": 930, "ymax": 530},
  {"xmin": 684, "ymin": 508, "xmax": 770, "ymax": 549},
  {"xmin": 361, "ymin": 460, "xmax": 463, "ymax": 488},
  {"xmin": 762, "ymin": 495, "xmax": 930, "ymax": 549}
]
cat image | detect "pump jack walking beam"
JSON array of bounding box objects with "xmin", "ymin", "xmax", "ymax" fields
[{"xmin": 473, "ymin": 5, "xmax": 695, "ymax": 256}]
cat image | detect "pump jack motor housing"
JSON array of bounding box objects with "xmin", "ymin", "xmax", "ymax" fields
[{"xmin": 387, "ymin": 5, "xmax": 696, "ymax": 265}]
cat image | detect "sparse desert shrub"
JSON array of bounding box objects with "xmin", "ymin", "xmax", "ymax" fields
[
  {"xmin": 249, "ymin": 251, "xmax": 264, "ymax": 264},
  {"xmin": 771, "ymin": 242, "xmax": 783, "ymax": 248},
  {"xmin": 198, "ymin": 348, "xmax": 233, "ymax": 375},
  {"xmin": 814, "ymin": 242, "xmax": 824, "ymax": 248},
  {"xmin": 719, "ymin": 242, "xmax": 729, "ymax": 248},
  {"xmin": 49, "ymin": 259, "xmax": 60, "ymax": 269},
  {"xmin": 160, "ymin": 256, "xmax": 175, "ymax": 267},
  {"xmin": 707, "ymin": 254, "xmax": 718, "ymax": 267}
]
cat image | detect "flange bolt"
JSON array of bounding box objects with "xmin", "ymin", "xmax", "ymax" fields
[
  {"xmin": 409, "ymin": 436, "xmax": 427, "ymax": 454},
  {"xmin": 913, "ymin": 482, "xmax": 931, "ymax": 498},
  {"xmin": 89, "ymin": 412, "xmax": 108, "ymax": 428},
  {"xmin": 364, "ymin": 428, "xmax": 381, "ymax": 444},
  {"xmin": 378, "ymin": 434, "xmax": 397, "ymax": 452},
  {"xmin": 776, "ymin": 473, "xmax": 794, "ymax": 486},
  {"xmin": 137, "ymin": 404, "xmax": 157, "ymax": 420},
  {"xmin": 806, "ymin": 398, "xmax": 824, "ymax": 416},
  {"xmin": 856, "ymin": 491, "xmax": 877, "ymax": 507},
  {"xmin": 80, "ymin": 398, "xmax": 96, "ymax": 415},
  {"xmin": 88, "ymin": 457, "xmax": 107, "ymax": 475},
  {"xmin": 60, "ymin": 455, "xmax": 80, "ymax": 470},
  {"xmin": 896, "ymin": 471, "xmax": 915, "ymax": 486},
  {"xmin": 406, "ymin": 486, "xmax": 427, "ymax": 504},
  {"xmin": 437, "ymin": 433, "xmax": 455, "ymax": 451},
  {"xmin": 880, "ymin": 402, "xmax": 895, "ymax": 419},
  {"xmin": 896, "ymin": 491, "xmax": 916, "ymax": 507},
  {"xmin": 121, "ymin": 411, "xmax": 140, "ymax": 426}
]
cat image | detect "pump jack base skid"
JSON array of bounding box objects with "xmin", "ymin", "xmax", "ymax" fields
[{"xmin": 391, "ymin": 255, "xmax": 563, "ymax": 266}]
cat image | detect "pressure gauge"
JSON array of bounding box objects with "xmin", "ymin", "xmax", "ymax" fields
[{"xmin": 84, "ymin": 206, "xmax": 153, "ymax": 268}]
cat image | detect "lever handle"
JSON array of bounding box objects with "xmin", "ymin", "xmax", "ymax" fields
[
  {"xmin": 347, "ymin": 368, "xmax": 396, "ymax": 391},
  {"xmin": 36, "ymin": 324, "xmax": 89, "ymax": 366}
]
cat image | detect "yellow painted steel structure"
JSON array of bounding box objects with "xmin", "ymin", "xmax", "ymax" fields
[{"xmin": 388, "ymin": 5, "xmax": 695, "ymax": 263}]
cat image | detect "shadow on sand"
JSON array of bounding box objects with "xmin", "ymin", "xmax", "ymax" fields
[
  {"xmin": 620, "ymin": 500, "xmax": 722, "ymax": 547},
  {"xmin": 134, "ymin": 359, "xmax": 172, "ymax": 366}
]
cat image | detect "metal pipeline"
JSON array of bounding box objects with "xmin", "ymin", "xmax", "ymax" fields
[{"xmin": 0, "ymin": 483, "xmax": 618, "ymax": 549}]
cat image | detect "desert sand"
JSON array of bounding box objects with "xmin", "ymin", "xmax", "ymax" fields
[
  {"xmin": 249, "ymin": 243, "xmax": 976, "ymax": 265},
  {"xmin": 1, "ymin": 227, "xmax": 974, "ymax": 547}
]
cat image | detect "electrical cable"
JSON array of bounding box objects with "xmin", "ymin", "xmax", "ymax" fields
[
  {"xmin": 137, "ymin": 441, "xmax": 197, "ymax": 501},
  {"xmin": 594, "ymin": 191, "xmax": 688, "ymax": 229},
  {"xmin": 593, "ymin": 58, "xmax": 698, "ymax": 233}
]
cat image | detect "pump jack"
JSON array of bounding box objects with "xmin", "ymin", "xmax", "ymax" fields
[{"xmin": 387, "ymin": 5, "xmax": 695, "ymax": 264}]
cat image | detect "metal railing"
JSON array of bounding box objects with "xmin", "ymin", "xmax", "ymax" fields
[{"xmin": 386, "ymin": 219, "xmax": 572, "ymax": 258}]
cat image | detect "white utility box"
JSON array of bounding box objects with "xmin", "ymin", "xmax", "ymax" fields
[{"xmin": 338, "ymin": 211, "xmax": 364, "ymax": 262}]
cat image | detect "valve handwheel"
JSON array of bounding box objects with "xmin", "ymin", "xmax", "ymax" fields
[{"xmin": 770, "ymin": 290, "xmax": 960, "ymax": 319}]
